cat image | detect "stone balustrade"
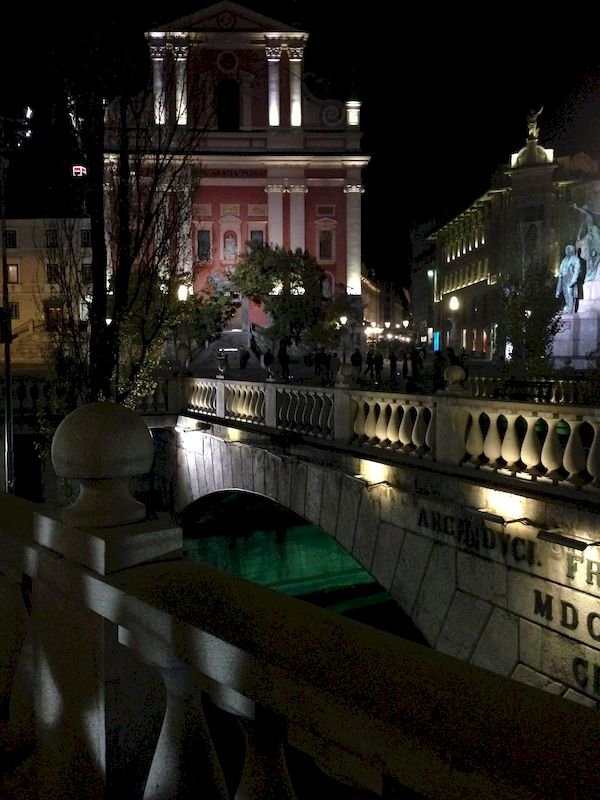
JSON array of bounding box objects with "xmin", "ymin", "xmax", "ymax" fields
[
  {"xmin": 1, "ymin": 400, "xmax": 600, "ymax": 799},
  {"xmin": 179, "ymin": 378, "xmax": 600, "ymax": 495}
]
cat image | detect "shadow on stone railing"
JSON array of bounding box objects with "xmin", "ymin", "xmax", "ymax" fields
[{"xmin": 1, "ymin": 400, "xmax": 599, "ymax": 799}]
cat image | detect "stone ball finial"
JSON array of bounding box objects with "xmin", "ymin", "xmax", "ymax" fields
[
  {"xmin": 51, "ymin": 401, "xmax": 155, "ymax": 528},
  {"xmin": 444, "ymin": 364, "xmax": 467, "ymax": 392}
]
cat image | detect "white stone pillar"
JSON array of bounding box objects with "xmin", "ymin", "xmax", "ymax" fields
[
  {"xmin": 288, "ymin": 46, "xmax": 304, "ymax": 127},
  {"xmin": 343, "ymin": 184, "xmax": 364, "ymax": 295},
  {"xmin": 174, "ymin": 46, "xmax": 188, "ymax": 126},
  {"xmin": 265, "ymin": 184, "xmax": 285, "ymax": 246},
  {"xmin": 265, "ymin": 45, "xmax": 282, "ymax": 127},
  {"xmin": 288, "ymin": 184, "xmax": 307, "ymax": 252},
  {"xmin": 151, "ymin": 46, "xmax": 166, "ymax": 126},
  {"xmin": 345, "ymin": 100, "xmax": 361, "ymax": 127}
]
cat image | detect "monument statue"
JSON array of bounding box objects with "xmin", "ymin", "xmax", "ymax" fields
[
  {"xmin": 555, "ymin": 244, "xmax": 581, "ymax": 313},
  {"xmin": 573, "ymin": 202, "xmax": 600, "ymax": 283}
]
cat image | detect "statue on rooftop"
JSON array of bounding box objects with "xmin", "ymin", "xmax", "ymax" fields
[
  {"xmin": 526, "ymin": 106, "xmax": 543, "ymax": 140},
  {"xmin": 573, "ymin": 202, "xmax": 600, "ymax": 282}
]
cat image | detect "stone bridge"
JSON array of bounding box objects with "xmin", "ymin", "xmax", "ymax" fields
[{"xmin": 162, "ymin": 376, "xmax": 600, "ymax": 709}]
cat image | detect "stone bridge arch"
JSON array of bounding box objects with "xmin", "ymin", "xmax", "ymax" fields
[
  {"xmin": 175, "ymin": 430, "xmax": 411, "ymax": 612},
  {"xmin": 173, "ymin": 427, "xmax": 600, "ymax": 708}
]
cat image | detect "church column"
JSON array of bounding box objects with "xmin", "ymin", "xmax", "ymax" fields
[
  {"xmin": 173, "ymin": 45, "xmax": 188, "ymax": 126},
  {"xmin": 265, "ymin": 44, "xmax": 282, "ymax": 127},
  {"xmin": 343, "ymin": 184, "xmax": 365, "ymax": 295},
  {"xmin": 150, "ymin": 44, "xmax": 166, "ymax": 125},
  {"xmin": 265, "ymin": 185, "xmax": 285, "ymax": 246},
  {"xmin": 288, "ymin": 46, "xmax": 304, "ymax": 127},
  {"xmin": 288, "ymin": 185, "xmax": 307, "ymax": 252}
]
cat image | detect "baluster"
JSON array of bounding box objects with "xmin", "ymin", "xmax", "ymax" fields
[
  {"xmin": 399, "ymin": 402, "xmax": 415, "ymax": 451},
  {"xmin": 465, "ymin": 411, "xmax": 485, "ymax": 465},
  {"xmin": 540, "ymin": 417, "xmax": 564, "ymax": 481},
  {"xmin": 235, "ymin": 708, "xmax": 297, "ymax": 800},
  {"xmin": 587, "ymin": 421, "xmax": 600, "ymax": 487},
  {"xmin": 563, "ymin": 419, "xmax": 587, "ymax": 486},
  {"xmin": 500, "ymin": 413, "xmax": 522, "ymax": 471},
  {"xmin": 482, "ymin": 412, "xmax": 502, "ymax": 469},
  {"xmin": 521, "ymin": 415, "xmax": 543, "ymax": 475},
  {"xmin": 425, "ymin": 404, "xmax": 436, "ymax": 458},
  {"xmin": 386, "ymin": 402, "xmax": 401, "ymax": 448},
  {"xmin": 241, "ymin": 388, "xmax": 252, "ymax": 420},
  {"xmin": 412, "ymin": 405, "xmax": 428, "ymax": 455},
  {"xmin": 321, "ymin": 393, "xmax": 334, "ymax": 438},
  {"xmin": 290, "ymin": 391, "xmax": 303, "ymax": 431},
  {"xmin": 352, "ymin": 397, "xmax": 367, "ymax": 441},
  {"xmin": 277, "ymin": 389, "xmax": 291, "ymax": 430},
  {"xmin": 143, "ymin": 661, "xmax": 228, "ymax": 800},
  {"xmin": 375, "ymin": 400, "xmax": 390, "ymax": 445},
  {"xmin": 363, "ymin": 399, "xmax": 378, "ymax": 441}
]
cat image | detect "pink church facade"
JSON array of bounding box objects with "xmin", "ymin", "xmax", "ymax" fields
[{"xmin": 146, "ymin": 1, "xmax": 368, "ymax": 331}]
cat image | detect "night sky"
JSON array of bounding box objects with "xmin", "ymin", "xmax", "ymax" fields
[{"xmin": 3, "ymin": 3, "xmax": 600, "ymax": 287}]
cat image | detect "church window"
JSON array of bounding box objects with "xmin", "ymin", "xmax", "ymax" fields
[
  {"xmin": 198, "ymin": 229, "xmax": 211, "ymax": 261},
  {"xmin": 216, "ymin": 78, "xmax": 240, "ymax": 131}
]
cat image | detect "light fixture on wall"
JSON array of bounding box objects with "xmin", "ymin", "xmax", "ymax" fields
[
  {"xmin": 537, "ymin": 530, "xmax": 600, "ymax": 551},
  {"xmin": 467, "ymin": 507, "xmax": 533, "ymax": 526},
  {"xmin": 353, "ymin": 474, "xmax": 391, "ymax": 491}
]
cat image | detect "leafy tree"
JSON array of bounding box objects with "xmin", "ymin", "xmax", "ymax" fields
[
  {"xmin": 496, "ymin": 260, "xmax": 563, "ymax": 373},
  {"xmin": 230, "ymin": 242, "xmax": 354, "ymax": 348}
]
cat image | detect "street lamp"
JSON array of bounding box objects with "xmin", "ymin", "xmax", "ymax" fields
[{"xmin": 339, "ymin": 314, "xmax": 348, "ymax": 363}]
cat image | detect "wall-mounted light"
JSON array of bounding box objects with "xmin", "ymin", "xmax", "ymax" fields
[
  {"xmin": 537, "ymin": 530, "xmax": 600, "ymax": 551},
  {"xmin": 467, "ymin": 507, "xmax": 533, "ymax": 526},
  {"xmin": 353, "ymin": 474, "xmax": 391, "ymax": 491}
]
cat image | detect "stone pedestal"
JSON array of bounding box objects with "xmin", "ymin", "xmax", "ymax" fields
[{"xmin": 552, "ymin": 299, "xmax": 600, "ymax": 368}]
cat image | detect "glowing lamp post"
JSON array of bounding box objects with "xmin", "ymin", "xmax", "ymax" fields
[{"xmin": 339, "ymin": 315, "xmax": 348, "ymax": 363}]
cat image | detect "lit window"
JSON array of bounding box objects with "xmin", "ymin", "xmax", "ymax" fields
[
  {"xmin": 46, "ymin": 229, "xmax": 58, "ymax": 248},
  {"xmin": 7, "ymin": 264, "xmax": 18, "ymax": 284}
]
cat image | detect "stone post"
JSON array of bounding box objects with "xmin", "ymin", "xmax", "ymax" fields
[{"xmin": 32, "ymin": 401, "xmax": 183, "ymax": 799}]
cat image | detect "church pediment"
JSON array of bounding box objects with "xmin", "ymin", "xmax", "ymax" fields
[{"xmin": 152, "ymin": 1, "xmax": 305, "ymax": 36}]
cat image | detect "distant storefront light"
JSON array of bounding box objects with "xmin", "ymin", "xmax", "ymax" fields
[{"xmin": 72, "ymin": 165, "xmax": 87, "ymax": 178}]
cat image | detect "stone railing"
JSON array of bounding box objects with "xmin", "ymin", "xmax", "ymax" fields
[
  {"xmin": 179, "ymin": 378, "xmax": 600, "ymax": 494},
  {"xmin": 1, "ymin": 400, "xmax": 599, "ymax": 800}
]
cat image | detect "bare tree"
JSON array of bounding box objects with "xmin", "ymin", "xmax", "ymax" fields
[{"xmin": 44, "ymin": 25, "xmax": 233, "ymax": 405}]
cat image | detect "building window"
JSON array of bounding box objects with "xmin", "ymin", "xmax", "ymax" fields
[
  {"xmin": 250, "ymin": 229, "xmax": 264, "ymax": 246},
  {"xmin": 223, "ymin": 230, "xmax": 238, "ymax": 260},
  {"xmin": 216, "ymin": 78, "xmax": 240, "ymax": 131},
  {"xmin": 47, "ymin": 264, "xmax": 60, "ymax": 284},
  {"xmin": 318, "ymin": 229, "xmax": 333, "ymax": 262},
  {"xmin": 197, "ymin": 229, "xmax": 211, "ymax": 261},
  {"xmin": 45, "ymin": 306, "xmax": 62, "ymax": 331},
  {"xmin": 46, "ymin": 229, "xmax": 58, "ymax": 248},
  {"xmin": 3, "ymin": 230, "xmax": 16, "ymax": 248},
  {"xmin": 81, "ymin": 229, "xmax": 92, "ymax": 248},
  {"xmin": 81, "ymin": 263, "xmax": 93, "ymax": 285},
  {"xmin": 9, "ymin": 302, "xmax": 19, "ymax": 320},
  {"xmin": 7, "ymin": 264, "xmax": 19, "ymax": 284}
]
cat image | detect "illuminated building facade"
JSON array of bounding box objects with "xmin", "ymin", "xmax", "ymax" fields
[
  {"xmin": 422, "ymin": 116, "xmax": 600, "ymax": 362},
  {"xmin": 129, "ymin": 1, "xmax": 369, "ymax": 332}
]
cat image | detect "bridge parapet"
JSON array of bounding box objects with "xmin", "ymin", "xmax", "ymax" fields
[{"xmin": 179, "ymin": 378, "xmax": 600, "ymax": 496}]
